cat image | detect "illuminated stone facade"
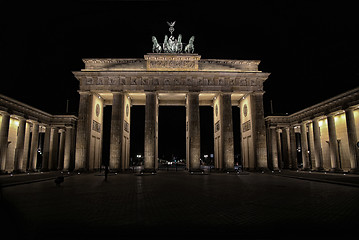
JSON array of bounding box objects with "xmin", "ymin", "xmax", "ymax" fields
[
  {"xmin": 0, "ymin": 95, "xmax": 77, "ymax": 173},
  {"xmin": 265, "ymin": 87, "xmax": 359, "ymax": 173},
  {"xmin": 73, "ymin": 53, "xmax": 270, "ymax": 171}
]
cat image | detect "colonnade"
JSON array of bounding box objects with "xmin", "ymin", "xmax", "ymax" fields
[
  {"xmin": 0, "ymin": 109, "xmax": 76, "ymax": 173},
  {"xmin": 267, "ymin": 106, "xmax": 359, "ymax": 173},
  {"xmin": 75, "ymin": 91, "xmax": 241, "ymax": 172}
]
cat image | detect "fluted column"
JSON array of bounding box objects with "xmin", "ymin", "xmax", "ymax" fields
[
  {"xmin": 49, "ymin": 127, "xmax": 59, "ymax": 170},
  {"xmin": 282, "ymin": 127, "xmax": 291, "ymax": 169},
  {"xmin": 0, "ymin": 111, "xmax": 10, "ymax": 171},
  {"xmin": 75, "ymin": 91, "xmax": 92, "ymax": 171},
  {"xmin": 186, "ymin": 92, "xmax": 201, "ymax": 170},
  {"xmin": 276, "ymin": 128, "xmax": 282, "ymax": 169},
  {"xmin": 63, "ymin": 126, "xmax": 73, "ymax": 171},
  {"xmin": 144, "ymin": 92, "xmax": 157, "ymax": 171},
  {"xmin": 300, "ymin": 122, "xmax": 310, "ymax": 170},
  {"xmin": 270, "ymin": 127, "xmax": 279, "ymax": 170},
  {"xmin": 312, "ymin": 118, "xmax": 324, "ymax": 171},
  {"xmin": 345, "ymin": 108, "xmax": 359, "ymax": 173},
  {"xmin": 58, "ymin": 129, "xmax": 65, "ymax": 170},
  {"xmin": 29, "ymin": 122, "xmax": 39, "ymax": 171},
  {"xmin": 109, "ymin": 92, "xmax": 124, "ymax": 170},
  {"xmin": 221, "ymin": 93, "xmax": 234, "ymax": 170},
  {"xmin": 289, "ymin": 125, "xmax": 298, "ymax": 169},
  {"xmin": 22, "ymin": 121, "xmax": 31, "ymax": 171},
  {"xmin": 14, "ymin": 117, "xmax": 26, "ymax": 172},
  {"xmin": 327, "ymin": 114, "xmax": 340, "ymax": 172},
  {"xmin": 41, "ymin": 125, "xmax": 51, "ymax": 171}
]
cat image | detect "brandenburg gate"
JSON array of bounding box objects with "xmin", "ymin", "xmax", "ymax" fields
[{"xmin": 72, "ymin": 27, "xmax": 270, "ymax": 172}]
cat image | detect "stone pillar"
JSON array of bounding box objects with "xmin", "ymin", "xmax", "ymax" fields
[
  {"xmin": 58, "ymin": 129, "xmax": 65, "ymax": 170},
  {"xmin": 312, "ymin": 118, "xmax": 324, "ymax": 171},
  {"xmin": 63, "ymin": 126, "xmax": 73, "ymax": 171},
  {"xmin": 282, "ymin": 127, "xmax": 291, "ymax": 169},
  {"xmin": 345, "ymin": 108, "xmax": 359, "ymax": 173},
  {"xmin": 75, "ymin": 91, "xmax": 92, "ymax": 171},
  {"xmin": 300, "ymin": 122, "xmax": 310, "ymax": 170},
  {"xmin": 41, "ymin": 125, "xmax": 51, "ymax": 171},
  {"xmin": 276, "ymin": 128, "xmax": 282, "ymax": 169},
  {"xmin": 0, "ymin": 111, "xmax": 10, "ymax": 172},
  {"xmin": 269, "ymin": 127, "xmax": 279, "ymax": 170},
  {"xmin": 144, "ymin": 92, "xmax": 157, "ymax": 171},
  {"xmin": 289, "ymin": 125, "xmax": 298, "ymax": 170},
  {"xmin": 22, "ymin": 121, "xmax": 31, "ymax": 171},
  {"xmin": 13, "ymin": 117, "xmax": 26, "ymax": 172},
  {"xmin": 221, "ymin": 93, "xmax": 234, "ymax": 170},
  {"xmin": 109, "ymin": 92, "xmax": 124, "ymax": 170},
  {"xmin": 308, "ymin": 122, "xmax": 315, "ymax": 169},
  {"xmin": 186, "ymin": 92, "xmax": 201, "ymax": 170},
  {"xmin": 327, "ymin": 114, "xmax": 340, "ymax": 172},
  {"xmin": 250, "ymin": 92, "xmax": 267, "ymax": 170},
  {"xmin": 49, "ymin": 127, "xmax": 59, "ymax": 170},
  {"xmin": 29, "ymin": 122, "xmax": 39, "ymax": 171}
]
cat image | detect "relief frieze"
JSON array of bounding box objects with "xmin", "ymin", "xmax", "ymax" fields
[{"xmin": 81, "ymin": 74, "xmax": 264, "ymax": 90}]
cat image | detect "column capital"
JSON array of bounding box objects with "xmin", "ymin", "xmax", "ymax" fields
[
  {"xmin": 345, "ymin": 105, "xmax": 358, "ymax": 112},
  {"xmin": 14, "ymin": 115, "xmax": 26, "ymax": 121},
  {"xmin": 300, "ymin": 120, "xmax": 311, "ymax": 125},
  {"xmin": 0, "ymin": 110, "xmax": 10, "ymax": 116},
  {"xmin": 77, "ymin": 90, "xmax": 92, "ymax": 95}
]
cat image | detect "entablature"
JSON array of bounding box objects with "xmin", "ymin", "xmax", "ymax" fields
[{"xmin": 73, "ymin": 71, "xmax": 269, "ymax": 93}]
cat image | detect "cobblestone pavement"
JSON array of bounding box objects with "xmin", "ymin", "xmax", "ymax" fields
[{"xmin": 2, "ymin": 171, "xmax": 359, "ymax": 239}]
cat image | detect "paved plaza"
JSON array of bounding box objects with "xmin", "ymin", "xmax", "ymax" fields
[{"xmin": 1, "ymin": 171, "xmax": 359, "ymax": 239}]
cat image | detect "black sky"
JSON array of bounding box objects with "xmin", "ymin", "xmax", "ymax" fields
[{"xmin": 1, "ymin": 0, "xmax": 359, "ymax": 159}]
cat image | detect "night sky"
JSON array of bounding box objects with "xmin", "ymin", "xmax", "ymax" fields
[{"xmin": 1, "ymin": 1, "xmax": 359, "ymax": 160}]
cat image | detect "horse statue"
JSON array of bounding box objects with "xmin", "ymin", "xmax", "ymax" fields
[
  {"xmin": 185, "ymin": 36, "xmax": 195, "ymax": 53},
  {"xmin": 163, "ymin": 35, "xmax": 169, "ymax": 53},
  {"xmin": 152, "ymin": 36, "xmax": 162, "ymax": 53},
  {"xmin": 176, "ymin": 34, "xmax": 183, "ymax": 53}
]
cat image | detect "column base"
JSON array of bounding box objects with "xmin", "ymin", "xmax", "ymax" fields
[
  {"xmin": 315, "ymin": 167, "xmax": 325, "ymax": 172},
  {"xmin": 189, "ymin": 169, "xmax": 206, "ymax": 175},
  {"xmin": 301, "ymin": 168, "xmax": 311, "ymax": 171},
  {"xmin": 140, "ymin": 168, "xmax": 157, "ymax": 175},
  {"xmin": 11, "ymin": 169, "xmax": 24, "ymax": 174},
  {"xmin": 330, "ymin": 168, "xmax": 343, "ymax": 173},
  {"xmin": 349, "ymin": 168, "xmax": 359, "ymax": 174}
]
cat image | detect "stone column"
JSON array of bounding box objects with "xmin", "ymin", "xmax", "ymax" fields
[
  {"xmin": 282, "ymin": 127, "xmax": 291, "ymax": 169},
  {"xmin": 269, "ymin": 127, "xmax": 279, "ymax": 170},
  {"xmin": 276, "ymin": 128, "xmax": 282, "ymax": 169},
  {"xmin": 186, "ymin": 92, "xmax": 201, "ymax": 170},
  {"xmin": 58, "ymin": 129, "xmax": 65, "ymax": 170},
  {"xmin": 312, "ymin": 118, "xmax": 324, "ymax": 171},
  {"xmin": 63, "ymin": 126, "xmax": 73, "ymax": 171},
  {"xmin": 22, "ymin": 121, "xmax": 31, "ymax": 171},
  {"xmin": 249, "ymin": 92, "xmax": 267, "ymax": 170},
  {"xmin": 289, "ymin": 125, "xmax": 298, "ymax": 170},
  {"xmin": 221, "ymin": 93, "xmax": 234, "ymax": 170},
  {"xmin": 327, "ymin": 114, "xmax": 340, "ymax": 172},
  {"xmin": 300, "ymin": 122, "xmax": 310, "ymax": 170},
  {"xmin": 49, "ymin": 127, "xmax": 59, "ymax": 170},
  {"xmin": 109, "ymin": 92, "xmax": 124, "ymax": 170},
  {"xmin": 29, "ymin": 122, "xmax": 39, "ymax": 171},
  {"xmin": 14, "ymin": 117, "xmax": 26, "ymax": 172},
  {"xmin": 144, "ymin": 92, "xmax": 157, "ymax": 171},
  {"xmin": 345, "ymin": 108, "xmax": 359, "ymax": 173},
  {"xmin": 41, "ymin": 125, "xmax": 51, "ymax": 171},
  {"xmin": 75, "ymin": 91, "xmax": 92, "ymax": 171},
  {"xmin": 0, "ymin": 111, "xmax": 10, "ymax": 172}
]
